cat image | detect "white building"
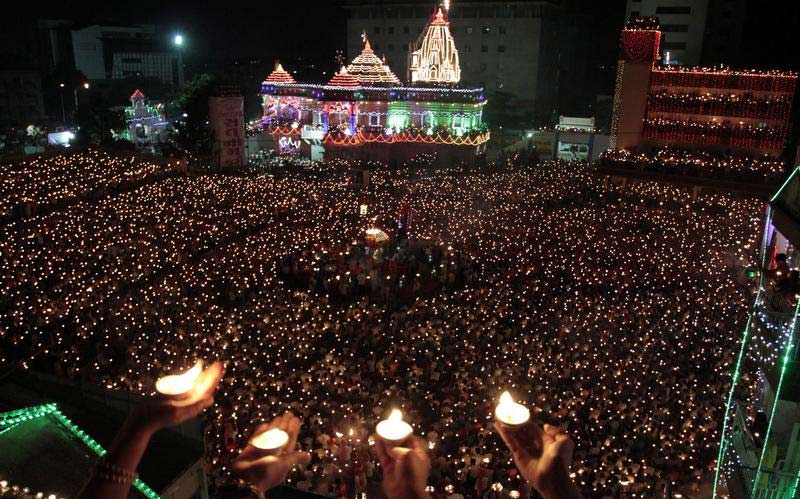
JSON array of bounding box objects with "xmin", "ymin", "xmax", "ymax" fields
[
  {"xmin": 624, "ymin": 0, "xmax": 710, "ymax": 66},
  {"xmin": 71, "ymin": 25, "xmax": 183, "ymax": 86}
]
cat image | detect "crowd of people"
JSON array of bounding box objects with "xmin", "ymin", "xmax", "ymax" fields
[
  {"xmin": 599, "ymin": 147, "xmax": 786, "ymax": 184},
  {"xmin": 279, "ymin": 238, "xmax": 478, "ymax": 306},
  {"xmin": 0, "ymin": 151, "xmax": 765, "ymax": 498}
]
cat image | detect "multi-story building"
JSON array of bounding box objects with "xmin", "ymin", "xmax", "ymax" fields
[
  {"xmin": 624, "ymin": 0, "xmax": 710, "ymax": 66},
  {"xmin": 610, "ymin": 17, "xmax": 797, "ymax": 159},
  {"xmin": 341, "ymin": 0, "xmax": 562, "ymax": 126},
  {"xmin": 71, "ymin": 25, "xmax": 183, "ymax": 86}
]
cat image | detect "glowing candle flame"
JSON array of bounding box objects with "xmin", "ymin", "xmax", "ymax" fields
[
  {"xmin": 252, "ymin": 428, "xmax": 289, "ymax": 451},
  {"xmin": 376, "ymin": 409, "xmax": 413, "ymax": 442},
  {"xmin": 495, "ymin": 391, "xmax": 530, "ymax": 426},
  {"xmin": 155, "ymin": 361, "xmax": 203, "ymax": 396}
]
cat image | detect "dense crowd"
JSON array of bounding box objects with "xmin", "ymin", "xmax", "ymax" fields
[
  {"xmin": 599, "ymin": 147, "xmax": 786, "ymax": 184},
  {"xmin": 0, "ymin": 151, "xmax": 764, "ymax": 498}
]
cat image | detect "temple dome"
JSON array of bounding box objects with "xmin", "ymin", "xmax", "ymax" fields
[
  {"xmin": 408, "ymin": 7, "xmax": 461, "ymax": 84},
  {"xmin": 264, "ymin": 62, "xmax": 296, "ymax": 83},
  {"xmin": 327, "ymin": 66, "xmax": 361, "ymax": 87},
  {"xmin": 346, "ymin": 37, "xmax": 401, "ymax": 85}
]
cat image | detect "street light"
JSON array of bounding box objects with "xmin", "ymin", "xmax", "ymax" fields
[
  {"xmin": 59, "ymin": 83, "xmax": 66, "ymax": 123},
  {"xmin": 173, "ymin": 34, "xmax": 185, "ymax": 86},
  {"xmin": 73, "ymin": 82, "xmax": 90, "ymax": 122}
]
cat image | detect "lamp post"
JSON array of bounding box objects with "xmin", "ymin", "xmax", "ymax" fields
[
  {"xmin": 72, "ymin": 82, "xmax": 90, "ymax": 124},
  {"xmin": 174, "ymin": 34, "xmax": 185, "ymax": 86},
  {"xmin": 59, "ymin": 83, "xmax": 66, "ymax": 124}
]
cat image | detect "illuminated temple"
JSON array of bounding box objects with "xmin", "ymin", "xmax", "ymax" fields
[{"xmin": 258, "ymin": 7, "xmax": 489, "ymax": 163}]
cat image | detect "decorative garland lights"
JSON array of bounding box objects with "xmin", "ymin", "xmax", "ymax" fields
[
  {"xmin": 642, "ymin": 117, "xmax": 787, "ymax": 150},
  {"xmin": 647, "ymin": 90, "xmax": 793, "ymax": 121},
  {"xmin": 0, "ymin": 403, "xmax": 160, "ymax": 499},
  {"xmin": 323, "ymin": 128, "xmax": 491, "ymax": 147},
  {"xmin": 651, "ymin": 67, "xmax": 798, "ymax": 92}
]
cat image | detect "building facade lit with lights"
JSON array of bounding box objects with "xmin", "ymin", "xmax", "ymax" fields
[
  {"xmin": 120, "ymin": 89, "xmax": 171, "ymax": 150},
  {"xmin": 258, "ymin": 7, "xmax": 489, "ymax": 163},
  {"xmin": 611, "ymin": 17, "xmax": 797, "ymax": 159}
]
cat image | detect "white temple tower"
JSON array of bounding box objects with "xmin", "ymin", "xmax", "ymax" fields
[{"xmin": 408, "ymin": 7, "xmax": 461, "ymax": 84}]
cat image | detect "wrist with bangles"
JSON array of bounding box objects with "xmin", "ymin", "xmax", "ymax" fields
[{"xmin": 93, "ymin": 457, "xmax": 139, "ymax": 486}]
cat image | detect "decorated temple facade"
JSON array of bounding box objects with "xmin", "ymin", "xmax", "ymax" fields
[
  {"xmin": 258, "ymin": 7, "xmax": 488, "ymax": 163},
  {"xmin": 122, "ymin": 89, "xmax": 171, "ymax": 150}
]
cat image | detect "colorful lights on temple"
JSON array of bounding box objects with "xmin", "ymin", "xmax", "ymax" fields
[
  {"xmin": 257, "ymin": 3, "xmax": 487, "ymax": 158},
  {"xmin": 408, "ymin": 8, "xmax": 461, "ymax": 84},
  {"xmin": 346, "ymin": 34, "xmax": 401, "ymax": 85}
]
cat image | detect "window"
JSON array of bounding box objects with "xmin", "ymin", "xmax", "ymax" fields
[
  {"xmin": 497, "ymin": 45, "xmax": 505, "ymax": 52},
  {"xmin": 466, "ymin": 26, "xmax": 473, "ymax": 34},
  {"xmin": 660, "ymin": 24, "xmax": 689, "ymax": 32},
  {"xmin": 403, "ymin": 26, "xmax": 409, "ymax": 34},
  {"xmin": 482, "ymin": 26, "xmax": 490, "ymax": 34},
  {"xmin": 374, "ymin": 26, "xmax": 381, "ymax": 34},
  {"xmin": 388, "ymin": 26, "xmax": 394, "ymax": 34},
  {"xmin": 464, "ymin": 44, "xmax": 472, "ymax": 52},
  {"xmin": 122, "ymin": 57, "xmax": 142, "ymax": 63},
  {"xmin": 631, "ymin": 10, "xmax": 640, "ymax": 17},
  {"xmin": 499, "ymin": 26, "xmax": 506, "ymax": 35},
  {"xmin": 656, "ymin": 6, "xmax": 691, "ymax": 14},
  {"xmin": 661, "ymin": 41, "xmax": 687, "ymax": 50},
  {"xmin": 452, "ymin": 115, "xmax": 464, "ymax": 128},
  {"xmin": 480, "ymin": 63, "xmax": 487, "ymax": 71},
  {"xmin": 388, "ymin": 43, "xmax": 394, "ymax": 51},
  {"xmin": 481, "ymin": 45, "xmax": 488, "ymax": 52},
  {"xmin": 369, "ymin": 114, "xmax": 381, "ymax": 126},
  {"xmin": 496, "ymin": 81, "xmax": 504, "ymax": 89}
]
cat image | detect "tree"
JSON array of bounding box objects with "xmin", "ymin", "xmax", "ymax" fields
[
  {"xmin": 173, "ymin": 74, "xmax": 216, "ymax": 158},
  {"xmin": 74, "ymin": 95, "xmax": 125, "ymax": 146}
]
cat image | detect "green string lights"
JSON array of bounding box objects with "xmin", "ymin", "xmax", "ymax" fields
[
  {"xmin": 749, "ymin": 300, "xmax": 800, "ymax": 499},
  {"xmin": 0, "ymin": 403, "xmax": 161, "ymax": 499},
  {"xmin": 712, "ymin": 206, "xmax": 774, "ymax": 498}
]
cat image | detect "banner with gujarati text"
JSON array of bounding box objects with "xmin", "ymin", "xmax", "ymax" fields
[{"xmin": 209, "ymin": 96, "xmax": 245, "ymax": 167}]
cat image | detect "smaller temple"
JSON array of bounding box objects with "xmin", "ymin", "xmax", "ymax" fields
[{"xmin": 122, "ymin": 89, "xmax": 170, "ymax": 150}]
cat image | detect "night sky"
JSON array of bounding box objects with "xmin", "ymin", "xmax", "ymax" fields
[
  {"xmin": 17, "ymin": 1, "xmax": 347, "ymax": 68},
  {"xmin": 9, "ymin": 0, "xmax": 800, "ymax": 88}
]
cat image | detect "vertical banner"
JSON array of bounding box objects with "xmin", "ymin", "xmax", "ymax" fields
[{"xmin": 209, "ymin": 96, "xmax": 245, "ymax": 167}]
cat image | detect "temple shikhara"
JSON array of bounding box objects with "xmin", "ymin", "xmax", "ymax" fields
[{"xmin": 258, "ymin": 5, "xmax": 489, "ymax": 163}]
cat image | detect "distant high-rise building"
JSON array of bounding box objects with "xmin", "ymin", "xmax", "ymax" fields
[
  {"xmin": 71, "ymin": 25, "xmax": 184, "ymax": 86},
  {"xmin": 623, "ymin": 0, "xmax": 710, "ymax": 66},
  {"xmin": 341, "ymin": 0, "xmax": 562, "ymax": 126}
]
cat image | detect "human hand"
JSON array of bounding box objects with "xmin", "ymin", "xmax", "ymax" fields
[
  {"xmin": 132, "ymin": 361, "xmax": 224, "ymax": 436},
  {"xmin": 231, "ymin": 412, "xmax": 312, "ymax": 493},
  {"xmin": 494, "ymin": 421, "xmax": 581, "ymax": 499},
  {"xmin": 374, "ymin": 435, "xmax": 431, "ymax": 499}
]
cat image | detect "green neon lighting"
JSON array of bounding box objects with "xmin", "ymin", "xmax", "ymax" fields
[
  {"xmin": 770, "ymin": 165, "xmax": 800, "ymax": 203},
  {"xmin": 749, "ymin": 300, "xmax": 800, "ymax": 499},
  {"xmin": 712, "ymin": 206, "xmax": 774, "ymax": 498},
  {"xmin": 790, "ymin": 462, "xmax": 800, "ymax": 499},
  {"xmin": 0, "ymin": 403, "xmax": 161, "ymax": 499}
]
